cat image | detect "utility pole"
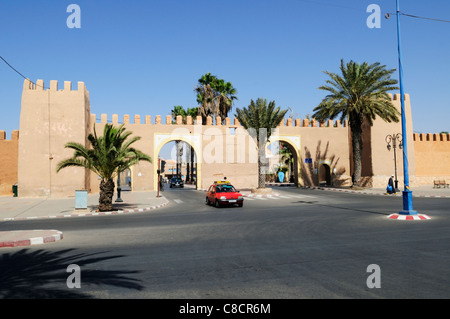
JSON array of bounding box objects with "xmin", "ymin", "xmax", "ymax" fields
[
  {"xmin": 157, "ymin": 158, "xmax": 161, "ymax": 198},
  {"xmin": 396, "ymin": 0, "xmax": 417, "ymax": 215}
]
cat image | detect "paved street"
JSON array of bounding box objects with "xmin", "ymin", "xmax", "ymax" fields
[{"xmin": 1, "ymin": 186, "xmax": 450, "ymax": 299}]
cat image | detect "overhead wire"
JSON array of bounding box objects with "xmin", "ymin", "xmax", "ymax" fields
[
  {"xmin": 0, "ymin": 55, "xmax": 47, "ymax": 89},
  {"xmin": 400, "ymin": 12, "xmax": 450, "ymax": 23},
  {"xmin": 386, "ymin": 12, "xmax": 450, "ymax": 23}
]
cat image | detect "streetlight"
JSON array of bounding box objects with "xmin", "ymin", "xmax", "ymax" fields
[
  {"xmin": 395, "ymin": 0, "xmax": 417, "ymax": 215},
  {"xmin": 385, "ymin": 133, "xmax": 402, "ymax": 192}
]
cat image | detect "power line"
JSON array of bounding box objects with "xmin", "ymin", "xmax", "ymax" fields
[
  {"xmin": 0, "ymin": 55, "xmax": 47, "ymax": 89},
  {"xmin": 386, "ymin": 12, "xmax": 450, "ymax": 23},
  {"xmin": 400, "ymin": 12, "xmax": 450, "ymax": 23}
]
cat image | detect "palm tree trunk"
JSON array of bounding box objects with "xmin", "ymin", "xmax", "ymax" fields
[
  {"xmin": 351, "ymin": 128, "xmax": 363, "ymax": 187},
  {"xmin": 99, "ymin": 178, "xmax": 115, "ymax": 212},
  {"xmin": 190, "ymin": 145, "xmax": 194, "ymax": 183},
  {"xmin": 258, "ymin": 146, "xmax": 266, "ymax": 188}
]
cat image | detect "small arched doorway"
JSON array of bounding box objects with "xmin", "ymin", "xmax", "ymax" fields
[{"xmin": 319, "ymin": 162, "xmax": 332, "ymax": 186}]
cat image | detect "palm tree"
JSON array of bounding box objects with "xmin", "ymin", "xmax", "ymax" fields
[
  {"xmin": 235, "ymin": 98, "xmax": 288, "ymax": 189},
  {"xmin": 312, "ymin": 59, "xmax": 400, "ymax": 186},
  {"xmin": 171, "ymin": 105, "xmax": 187, "ymax": 123},
  {"xmin": 215, "ymin": 79, "xmax": 238, "ymax": 121},
  {"xmin": 195, "ymin": 73, "xmax": 218, "ymax": 124},
  {"xmin": 171, "ymin": 105, "xmax": 199, "ymax": 124},
  {"xmin": 56, "ymin": 124, "xmax": 152, "ymax": 212},
  {"xmin": 194, "ymin": 73, "xmax": 237, "ymax": 124}
]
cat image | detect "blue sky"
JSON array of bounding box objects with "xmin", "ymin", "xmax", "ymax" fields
[{"xmin": 1, "ymin": 0, "xmax": 449, "ymax": 140}]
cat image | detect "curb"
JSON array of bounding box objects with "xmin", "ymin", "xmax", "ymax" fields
[
  {"xmin": 1, "ymin": 197, "xmax": 170, "ymax": 222},
  {"xmin": 387, "ymin": 214, "xmax": 432, "ymax": 221},
  {"xmin": 265, "ymin": 183, "xmax": 295, "ymax": 187},
  {"xmin": 303, "ymin": 186, "xmax": 450, "ymax": 198},
  {"xmin": 0, "ymin": 230, "xmax": 63, "ymax": 248}
]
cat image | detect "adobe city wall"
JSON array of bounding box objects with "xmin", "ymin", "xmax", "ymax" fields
[
  {"xmin": 89, "ymin": 111, "xmax": 353, "ymax": 193},
  {"xmin": 1, "ymin": 78, "xmax": 445, "ymax": 197},
  {"xmin": 413, "ymin": 133, "xmax": 450, "ymax": 185},
  {"xmin": 0, "ymin": 130, "xmax": 19, "ymax": 195}
]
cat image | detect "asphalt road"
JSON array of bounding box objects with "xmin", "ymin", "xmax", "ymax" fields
[{"xmin": 1, "ymin": 186, "xmax": 449, "ymax": 299}]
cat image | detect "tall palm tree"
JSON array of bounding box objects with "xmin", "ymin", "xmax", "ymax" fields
[
  {"xmin": 56, "ymin": 124, "xmax": 152, "ymax": 212},
  {"xmin": 195, "ymin": 73, "xmax": 218, "ymax": 123},
  {"xmin": 215, "ymin": 79, "xmax": 238, "ymax": 121},
  {"xmin": 235, "ymin": 98, "xmax": 288, "ymax": 189},
  {"xmin": 194, "ymin": 73, "xmax": 237, "ymax": 124},
  {"xmin": 312, "ymin": 59, "xmax": 400, "ymax": 186}
]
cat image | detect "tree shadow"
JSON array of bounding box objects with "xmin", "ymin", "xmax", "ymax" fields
[
  {"xmin": 316, "ymin": 203, "xmax": 390, "ymax": 216},
  {"xmin": 301, "ymin": 140, "xmax": 349, "ymax": 187},
  {"xmin": 0, "ymin": 248, "xmax": 144, "ymax": 299}
]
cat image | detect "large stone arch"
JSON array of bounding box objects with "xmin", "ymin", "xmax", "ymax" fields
[
  {"xmin": 267, "ymin": 135, "xmax": 302, "ymax": 186},
  {"xmin": 153, "ymin": 132, "xmax": 202, "ymax": 190}
]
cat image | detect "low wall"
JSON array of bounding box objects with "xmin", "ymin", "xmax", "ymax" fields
[{"xmin": 413, "ymin": 133, "xmax": 450, "ymax": 186}]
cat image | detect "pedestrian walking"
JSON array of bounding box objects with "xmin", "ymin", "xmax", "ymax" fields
[{"xmin": 386, "ymin": 174, "xmax": 395, "ymax": 194}]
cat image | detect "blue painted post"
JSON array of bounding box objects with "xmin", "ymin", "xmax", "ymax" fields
[{"xmin": 396, "ymin": 0, "xmax": 417, "ymax": 215}]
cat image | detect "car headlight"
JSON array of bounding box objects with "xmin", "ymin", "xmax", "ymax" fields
[
  {"xmin": 238, "ymin": 196, "xmax": 243, "ymax": 200},
  {"xmin": 220, "ymin": 196, "xmax": 227, "ymax": 200}
]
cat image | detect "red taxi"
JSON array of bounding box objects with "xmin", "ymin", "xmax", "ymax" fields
[{"xmin": 206, "ymin": 181, "xmax": 244, "ymax": 208}]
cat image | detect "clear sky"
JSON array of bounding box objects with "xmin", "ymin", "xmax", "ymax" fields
[{"xmin": 1, "ymin": 0, "xmax": 449, "ymax": 140}]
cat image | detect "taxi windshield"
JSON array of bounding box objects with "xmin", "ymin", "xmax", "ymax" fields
[{"xmin": 216, "ymin": 185, "xmax": 236, "ymax": 193}]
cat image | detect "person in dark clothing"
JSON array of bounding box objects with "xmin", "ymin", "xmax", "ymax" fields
[{"xmin": 386, "ymin": 175, "xmax": 395, "ymax": 194}]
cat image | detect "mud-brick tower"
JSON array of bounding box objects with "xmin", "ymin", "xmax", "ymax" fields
[
  {"xmin": 360, "ymin": 93, "xmax": 417, "ymax": 188},
  {"xmin": 18, "ymin": 79, "xmax": 91, "ymax": 197}
]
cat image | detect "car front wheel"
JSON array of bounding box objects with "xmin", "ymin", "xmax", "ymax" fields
[{"xmin": 215, "ymin": 200, "xmax": 220, "ymax": 208}]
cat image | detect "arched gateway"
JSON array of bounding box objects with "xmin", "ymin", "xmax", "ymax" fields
[
  {"xmin": 267, "ymin": 135, "xmax": 301, "ymax": 186},
  {"xmin": 15, "ymin": 79, "xmax": 419, "ymax": 197},
  {"xmin": 153, "ymin": 133, "xmax": 202, "ymax": 190}
]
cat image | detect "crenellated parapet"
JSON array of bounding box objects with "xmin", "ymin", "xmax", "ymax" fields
[
  {"xmin": 90, "ymin": 113, "xmax": 349, "ymax": 128},
  {"xmin": 387, "ymin": 93, "xmax": 410, "ymax": 101},
  {"xmin": 414, "ymin": 133, "xmax": 450, "ymax": 142},
  {"xmin": 23, "ymin": 79, "xmax": 87, "ymax": 93},
  {"xmin": 0, "ymin": 130, "xmax": 19, "ymax": 141}
]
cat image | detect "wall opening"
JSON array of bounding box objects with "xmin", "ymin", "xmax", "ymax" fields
[
  {"xmin": 319, "ymin": 163, "xmax": 331, "ymax": 186},
  {"xmin": 157, "ymin": 140, "xmax": 198, "ymax": 190},
  {"xmin": 266, "ymin": 140, "xmax": 299, "ymax": 186}
]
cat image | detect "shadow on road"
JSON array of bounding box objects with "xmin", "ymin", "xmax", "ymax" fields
[
  {"xmin": 0, "ymin": 248, "xmax": 144, "ymax": 298},
  {"xmin": 290, "ymin": 200, "xmax": 389, "ymax": 216},
  {"xmin": 317, "ymin": 204, "xmax": 390, "ymax": 216}
]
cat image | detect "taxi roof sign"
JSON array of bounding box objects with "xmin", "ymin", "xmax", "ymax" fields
[{"xmin": 214, "ymin": 180, "xmax": 230, "ymax": 184}]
